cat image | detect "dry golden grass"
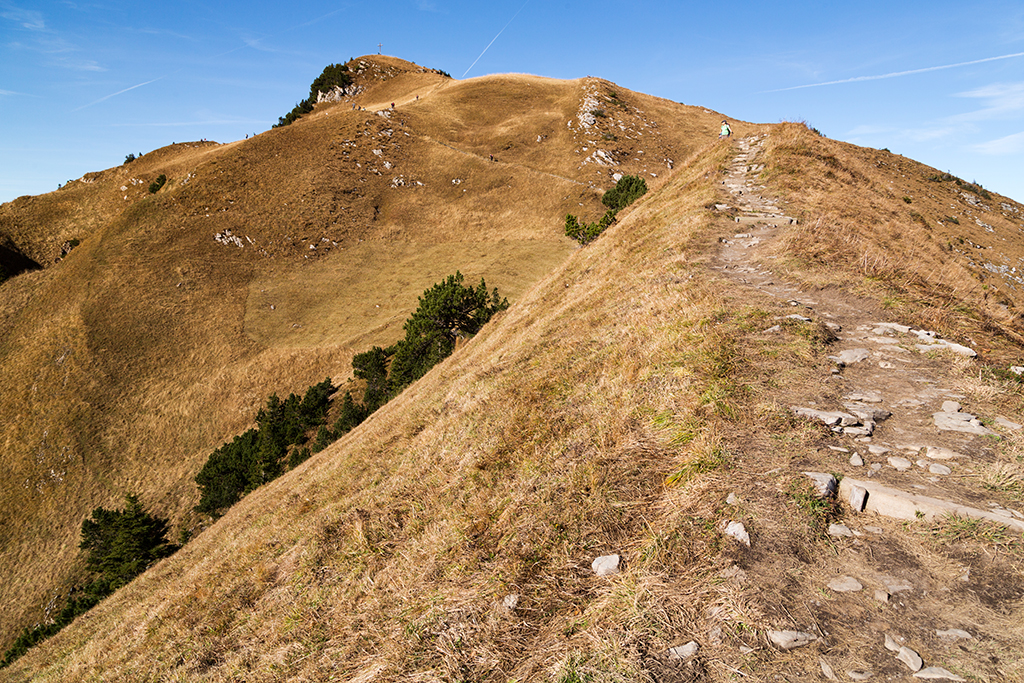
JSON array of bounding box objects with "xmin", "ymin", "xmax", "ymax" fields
[
  {"xmin": 759, "ymin": 122, "xmax": 1024, "ymax": 361},
  {"xmin": 0, "ymin": 56, "xmax": 739, "ymax": 650},
  {"xmin": 4, "ymin": 62, "xmax": 1024, "ymax": 683}
]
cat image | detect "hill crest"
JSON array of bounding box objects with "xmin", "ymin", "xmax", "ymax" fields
[{"xmin": 1, "ymin": 62, "xmax": 1024, "ymax": 681}]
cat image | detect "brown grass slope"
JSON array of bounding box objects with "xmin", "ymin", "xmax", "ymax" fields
[
  {"xmin": 4, "ymin": 124, "xmax": 1024, "ymax": 681},
  {"xmin": 0, "ymin": 57, "xmax": 732, "ymax": 649}
]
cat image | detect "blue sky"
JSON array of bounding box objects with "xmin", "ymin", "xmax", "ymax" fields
[{"xmin": 2, "ymin": 1, "xmax": 1023, "ymax": 204}]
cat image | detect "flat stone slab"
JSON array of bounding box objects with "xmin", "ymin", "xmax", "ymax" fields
[
  {"xmin": 734, "ymin": 215, "xmax": 795, "ymax": 225},
  {"xmin": 831, "ymin": 348, "xmax": 871, "ymax": 365},
  {"xmin": 914, "ymin": 667, "xmax": 966, "ymax": 681},
  {"xmin": 828, "ymin": 576, "xmax": 863, "ymax": 592},
  {"xmin": 933, "ymin": 412, "xmax": 996, "ymax": 436},
  {"xmin": 839, "ymin": 478, "xmax": 1024, "ymax": 532}
]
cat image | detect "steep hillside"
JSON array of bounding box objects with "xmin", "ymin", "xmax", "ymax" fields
[
  {"xmin": 0, "ymin": 57, "xmax": 732, "ymax": 649},
  {"xmin": 5, "ymin": 122, "xmax": 1024, "ymax": 682}
]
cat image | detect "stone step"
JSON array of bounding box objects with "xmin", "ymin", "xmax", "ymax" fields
[{"xmin": 839, "ymin": 478, "xmax": 1024, "ymax": 533}]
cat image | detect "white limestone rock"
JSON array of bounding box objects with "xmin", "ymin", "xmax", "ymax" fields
[
  {"xmin": 914, "ymin": 667, "xmax": 966, "ymax": 681},
  {"xmin": 592, "ymin": 554, "xmax": 620, "ymax": 576},
  {"xmin": 767, "ymin": 629, "xmax": 817, "ymax": 650}
]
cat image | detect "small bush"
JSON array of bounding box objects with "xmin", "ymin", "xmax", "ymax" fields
[
  {"xmin": 148, "ymin": 174, "xmax": 166, "ymax": 194},
  {"xmin": 565, "ymin": 210, "xmax": 616, "ymax": 245},
  {"xmin": 902, "ymin": 196, "xmax": 912, "ymax": 204},
  {"xmin": 602, "ymin": 174, "xmax": 648, "ymax": 211},
  {"xmin": 275, "ymin": 63, "xmax": 353, "ymax": 127},
  {"xmin": 124, "ymin": 153, "xmax": 136, "ymax": 164}
]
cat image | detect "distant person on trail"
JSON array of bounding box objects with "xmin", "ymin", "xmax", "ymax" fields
[{"xmin": 719, "ymin": 120, "xmax": 732, "ymax": 139}]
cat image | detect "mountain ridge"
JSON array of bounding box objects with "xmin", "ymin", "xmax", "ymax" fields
[{"xmin": 2, "ymin": 57, "xmax": 1023, "ymax": 681}]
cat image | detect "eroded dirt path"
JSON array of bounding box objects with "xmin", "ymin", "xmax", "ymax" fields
[{"xmin": 700, "ymin": 134, "xmax": 1024, "ymax": 682}]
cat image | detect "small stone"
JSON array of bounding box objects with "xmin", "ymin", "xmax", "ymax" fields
[
  {"xmin": 828, "ymin": 576, "xmax": 863, "ymax": 592},
  {"xmin": 833, "ymin": 348, "xmax": 871, "ymax": 365},
  {"xmin": 768, "ymin": 629, "xmax": 817, "ymax": 650},
  {"xmin": 829, "ymin": 446, "xmax": 851, "ymax": 453},
  {"xmin": 847, "ymin": 671, "xmax": 873, "ymax": 681},
  {"xmin": 820, "ymin": 657, "xmax": 838, "ymax": 681},
  {"xmin": 868, "ymin": 445, "xmax": 891, "ymax": 455},
  {"xmin": 885, "ymin": 578, "xmax": 913, "ymax": 592},
  {"xmin": 849, "ymin": 485, "xmax": 868, "ymax": 511},
  {"xmin": 996, "ymin": 416, "xmax": 1023, "ymax": 430},
  {"xmin": 941, "ymin": 401, "xmax": 962, "ymax": 413},
  {"xmin": 803, "ymin": 472, "xmax": 838, "ymax": 498},
  {"xmin": 884, "ymin": 634, "xmax": 902, "ymax": 652},
  {"xmin": 929, "ymin": 463, "xmax": 952, "ymax": 475},
  {"xmin": 888, "ymin": 456, "xmax": 913, "ymax": 471},
  {"xmin": 592, "ymin": 554, "xmax": 620, "ymax": 576},
  {"xmin": 828, "ymin": 523, "xmax": 854, "ymax": 537},
  {"xmin": 850, "ymin": 453, "xmax": 865, "ymax": 466},
  {"xmin": 847, "ymin": 391, "xmax": 883, "ymax": 403},
  {"xmin": 927, "ymin": 446, "xmax": 962, "ymax": 460},
  {"xmin": 724, "ymin": 521, "xmax": 751, "ymax": 546},
  {"xmin": 503, "ymin": 594, "xmax": 520, "ymax": 610},
  {"xmin": 726, "ymin": 492, "xmax": 739, "ymax": 505},
  {"xmin": 863, "ymin": 525, "xmax": 883, "ymax": 534},
  {"xmin": 897, "ymin": 646, "xmax": 924, "ymax": 672},
  {"xmin": 936, "ymin": 628, "xmax": 971, "ymax": 640},
  {"xmin": 874, "ymin": 589, "xmax": 890, "ymax": 603},
  {"xmin": 913, "ymin": 666, "xmax": 966, "ymax": 681},
  {"xmin": 666, "ymin": 641, "xmax": 698, "ymax": 659}
]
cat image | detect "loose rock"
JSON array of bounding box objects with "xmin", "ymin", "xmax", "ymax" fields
[
  {"xmin": 832, "ymin": 348, "xmax": 871, "ymax": 365},
  {"xmin": 803, "ymin": 472, "xmax": 838, "ymax": 498},
  {"xmin": 936, "ymin": 628, "xmax": 972, "ymax": 640},
  {"xmin": 767, "ymin": 629, "xmax": 817, "ymax": 650},
  {"xmin": 724, "ymin": 521, "xmax": 751, "ymax": 546},
  {"xmin": 666, "ymin": 641, "xmax": 699, "ymax": 659},
  {"xmin": 828, "ymin": 523, "xmax": 854, "ymax": 537},
  {"xmin": 592, "ymin": 554, "xmax": 620, "ymax": 576},
  {"xmin": 897, "ymin": 646, "xmax": 924, "ymax": 672},
  {"xmin": 888, "ymin": 456, "xmax": 913, "ymax": 472},
  {"xmin": 827, "ymin": 576, "xmax": 863, "ymax": 592},
  {"xmin": 913, "ymin": 666, "xmax": 966, "ymax": 681}
]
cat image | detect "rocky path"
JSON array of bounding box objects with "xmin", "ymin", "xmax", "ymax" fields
[{"xmin": 703, "ymin": 135, "xmax": 1024, "ymax": 682}]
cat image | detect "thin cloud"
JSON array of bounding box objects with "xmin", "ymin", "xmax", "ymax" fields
[
  {"xmin": 950, "ymin": 82, "xmax": 1024, "ymax": 122},
  {"xmin": 973, "ymin": 130, "xmax": 1024, "ymax": 155},
  {"xmin": 0, "ymin": 5, "xmax": 45, "ymax": 31},
  {"xmin": 50, "ymin": 57, "xmax": 106, "ymax": 71},
  {"xmin": 766, "ymin": 52, "xmax": 1024, "ymax": 92}
]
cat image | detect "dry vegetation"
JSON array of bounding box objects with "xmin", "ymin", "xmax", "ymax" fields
[
  {"xmin": 758, "ymin": 122, "xmax": 1024, "ymax": 360},
  {"xmin": 2, "ymin": 62, "xmax": 1024, "ymax": 682},
  {"xmin": 0, "ymin": 56, "xmax": 727, "ymax": 652}
]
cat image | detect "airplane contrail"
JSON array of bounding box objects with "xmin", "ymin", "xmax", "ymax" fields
[
  {"xmin": 462, "ymin": 0, "xmax": 530, "ymax": 79},
  {"xmin": 73, "ymin": 77, "xmax": 165, "ymax": 111},
  {"xmin": 766, "ymin": 51, "xmax": 1024, "ymax": 93}
]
